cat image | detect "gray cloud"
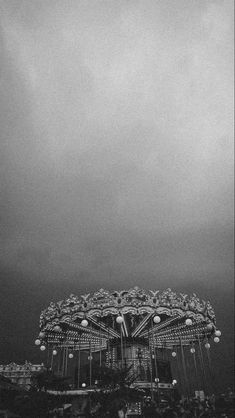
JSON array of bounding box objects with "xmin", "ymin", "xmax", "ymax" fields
[{"xmin": 0, "ymin": 0, "xmax": 233, "ymax": 289}]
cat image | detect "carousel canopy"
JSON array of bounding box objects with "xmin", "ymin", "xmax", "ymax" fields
[{"xmin": 37, "ymin": 287, "xmax": 216, "ymax": 351}]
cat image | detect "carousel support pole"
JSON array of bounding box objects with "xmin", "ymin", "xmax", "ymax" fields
[
  {"xmin": 206, "ymin": 345, "xmax": 212, "ymax": 369},
  {"xmin": 99, "ymin": 345, "xmax": 102, "ymax": 367},
  {"xmin": 46, "ymin": 347, "xmax": 50, "ymax": 370},
  {"xmin": 57, "ymin": 349, "xmax": 61, "ymax": 374},
  {"xmin": 164, "ymin": 342, "xmax": 167, "ymax": 361},
  {"xmin": 205, "ymin": 342, "xmax": 215, "ymax": 395},
  {"xmin": 120, "ymin": 331, "xmax": 124, "ymax": 367},
  {"xmin": 180, "ymin": 339, "xmax": 189, "ymax": 399},
  {"xmin": 120, "ymin": 326, "xmax": 124, "ymax": 368},
  {"xmin": 50, "ymin": 350, "xmax": 54, "ymax": 371},
  {"xmin": 154, "ymin": 346, "xmax": 159, "ymax": 404},
  {"xmin": 89, "ymin": 329, "xmax": 92, "ymax": 387},
  {"xmin": 77, "ymin": 344, "xmax": 81, "ymax": 389},
  {"xmin": 64, "ymin": 346, "xmax": 68, "ymax": 377},
  {"xmin": 185, "ymin": 348, "xmax": 192, "ymax": 397},
  {"xmin": 61, "ymin": 347, "xmax": 65, "ymax": 377},
  {"xmin": 176, "ymin": 348, "xmax": 182, "ymax": 395},
  {"xmin": 107, "ymin": 328, "xmax": 111, "ymax": 367},
  {"xmin": 62, "ymin": 347, "xmax": 65, "ymax": 376},
  {"xmin": 124, "ymin": 334, "xmax": 127, "ymax": 369},
  {"xmin": 151, "ymin": 320, "xmax": 158, "ymax": 381},
  {"xmin": 192, "ymin": 350, "xmax": 199, "ymax": 392},
  {"xmin": 148, "ymin": 330, "xmax": 154, "ymax": 401},
  {"xmin": 197, "ymin": 336, "xmax": 207, "ymax": 395},
  {"xmin": 89, "ymin": 341, "xmax": 92, "ymax": 387},
  {"xmin": 99, "ymin": 320, "xmax": 102, "ymax": 367}
]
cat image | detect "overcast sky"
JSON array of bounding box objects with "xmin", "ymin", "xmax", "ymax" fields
[{"xmin": 0, "ymin": 0, "xmax": 234, "ymax": 389}]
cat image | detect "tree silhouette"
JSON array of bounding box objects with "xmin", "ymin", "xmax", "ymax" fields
[
  {"xmin": 89, "ymin": 364, "xmax": 142, "ymax": 416},
  {"xmin": 31, "ymin": 369, "xmax": 71, "ymax": 391}
]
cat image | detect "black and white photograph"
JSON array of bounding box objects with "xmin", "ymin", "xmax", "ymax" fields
[{"xmin": 0, "ymin": 1, "xmax": 234, "ymax": 417}]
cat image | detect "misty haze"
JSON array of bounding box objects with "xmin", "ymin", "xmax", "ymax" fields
[{"xmin": 0, "ymin": 1, "xmax": 234, "ymax": 416}]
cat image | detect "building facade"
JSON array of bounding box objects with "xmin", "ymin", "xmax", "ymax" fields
[{"xmin": 0, "ymin": 361, "xmax": 44, "ymax": 389}]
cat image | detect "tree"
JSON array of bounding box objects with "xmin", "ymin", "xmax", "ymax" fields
[
  {"xmin": 90, "ymin": 364, "xmax": 142, "ymax": 417},
  {"xmin": 31, "ymin": 369, "xmax": 71, "ymax": 391}
]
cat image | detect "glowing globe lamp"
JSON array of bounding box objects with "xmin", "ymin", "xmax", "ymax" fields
[
  {"xmin": 116, "ymin": 316, "xmax": 124, "ymax": 324},
  {"xmin": 153, "ymin": 315, "xmax": 161, "ymax": 324}
]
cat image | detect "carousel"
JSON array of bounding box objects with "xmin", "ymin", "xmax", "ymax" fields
[{"xmin": 35, "ymin": 287, "xmax": 221, "ymax": 397}]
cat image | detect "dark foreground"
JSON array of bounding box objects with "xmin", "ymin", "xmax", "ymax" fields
[{"xmin": 0, "ymin": 387, "xmax": 234, "ymax": 418}]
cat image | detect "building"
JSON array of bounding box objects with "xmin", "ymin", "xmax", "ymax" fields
[{"xmin": 0, "ymin": 361, "xmax": 45, "ymax": 389}]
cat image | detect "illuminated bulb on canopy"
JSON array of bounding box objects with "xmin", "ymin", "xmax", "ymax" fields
[
  {"xmin": 116, "ymin": 316, "xmax": 124, "ymax": 324},
  {"xmin": 82, "ymin": 383, "xmax": 86, "ymax": 388},
  {"xmin": 185, "ymin": 318, "xmax": 192, "ymax": 326},
  {"xmin": 68, "ymin": 353, "xmax": 74, "ymax": 359},
  {"xmin": 40, "ymin": 345, "xmax": 46, "ymax": 351},
  {"xmin": 190, "ymin": 347, "xmax": 195, "ymax": 354},
  {"xmin": 172, "ymin": 379, "xmax": 177, "ymax": 385},
  {"xmin": 39, "ymin": 332, "xmax": 45, "ymax": 338},
  {"xmin": 52, "ymin": 350, "xmax": 57, "ymax": 356},
  {"xmin": 205, "ymin": 342, "xmax": 210, "ymax": 349},
  {"xmin": 54, "ymin": 325, "xmax": 61, "ymax": 332},
  {"xmin": 172, "ymin": 351, "xmax": 177, "ymax": 357},
  {"xmin": 214, "ymin": 337, "xmax": 220, "ymax": 343},
  {"xmin": 153, "ymin": 315, "xmax": 161, "ymax": 324},
  {"xmin": 81, "ymin": 319, "xmax": 88, "ymax": 327},
  {"xmin": 215, "ymin": 330, "xmax": 221, "ymax": 337},
  {"xmin": 35, "ymin": 339, "xmax": 41, "ymax": 346}
]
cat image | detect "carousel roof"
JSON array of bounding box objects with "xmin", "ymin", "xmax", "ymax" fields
[{"xmin": 37, "ymin": 287, "xmax": 216, "ymax": 350}]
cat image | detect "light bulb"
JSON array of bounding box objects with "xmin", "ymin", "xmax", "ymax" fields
[
  {"xmin": 54, "ymin": 325, "xmax": 61, "ymax": 332},
  {"xmin": 116, "ymin": 316, "xmax": 123, "ymax": 324},
  {"xmin": 153, "ymin": 315, "xmax": 161, "ymax": 324}
]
